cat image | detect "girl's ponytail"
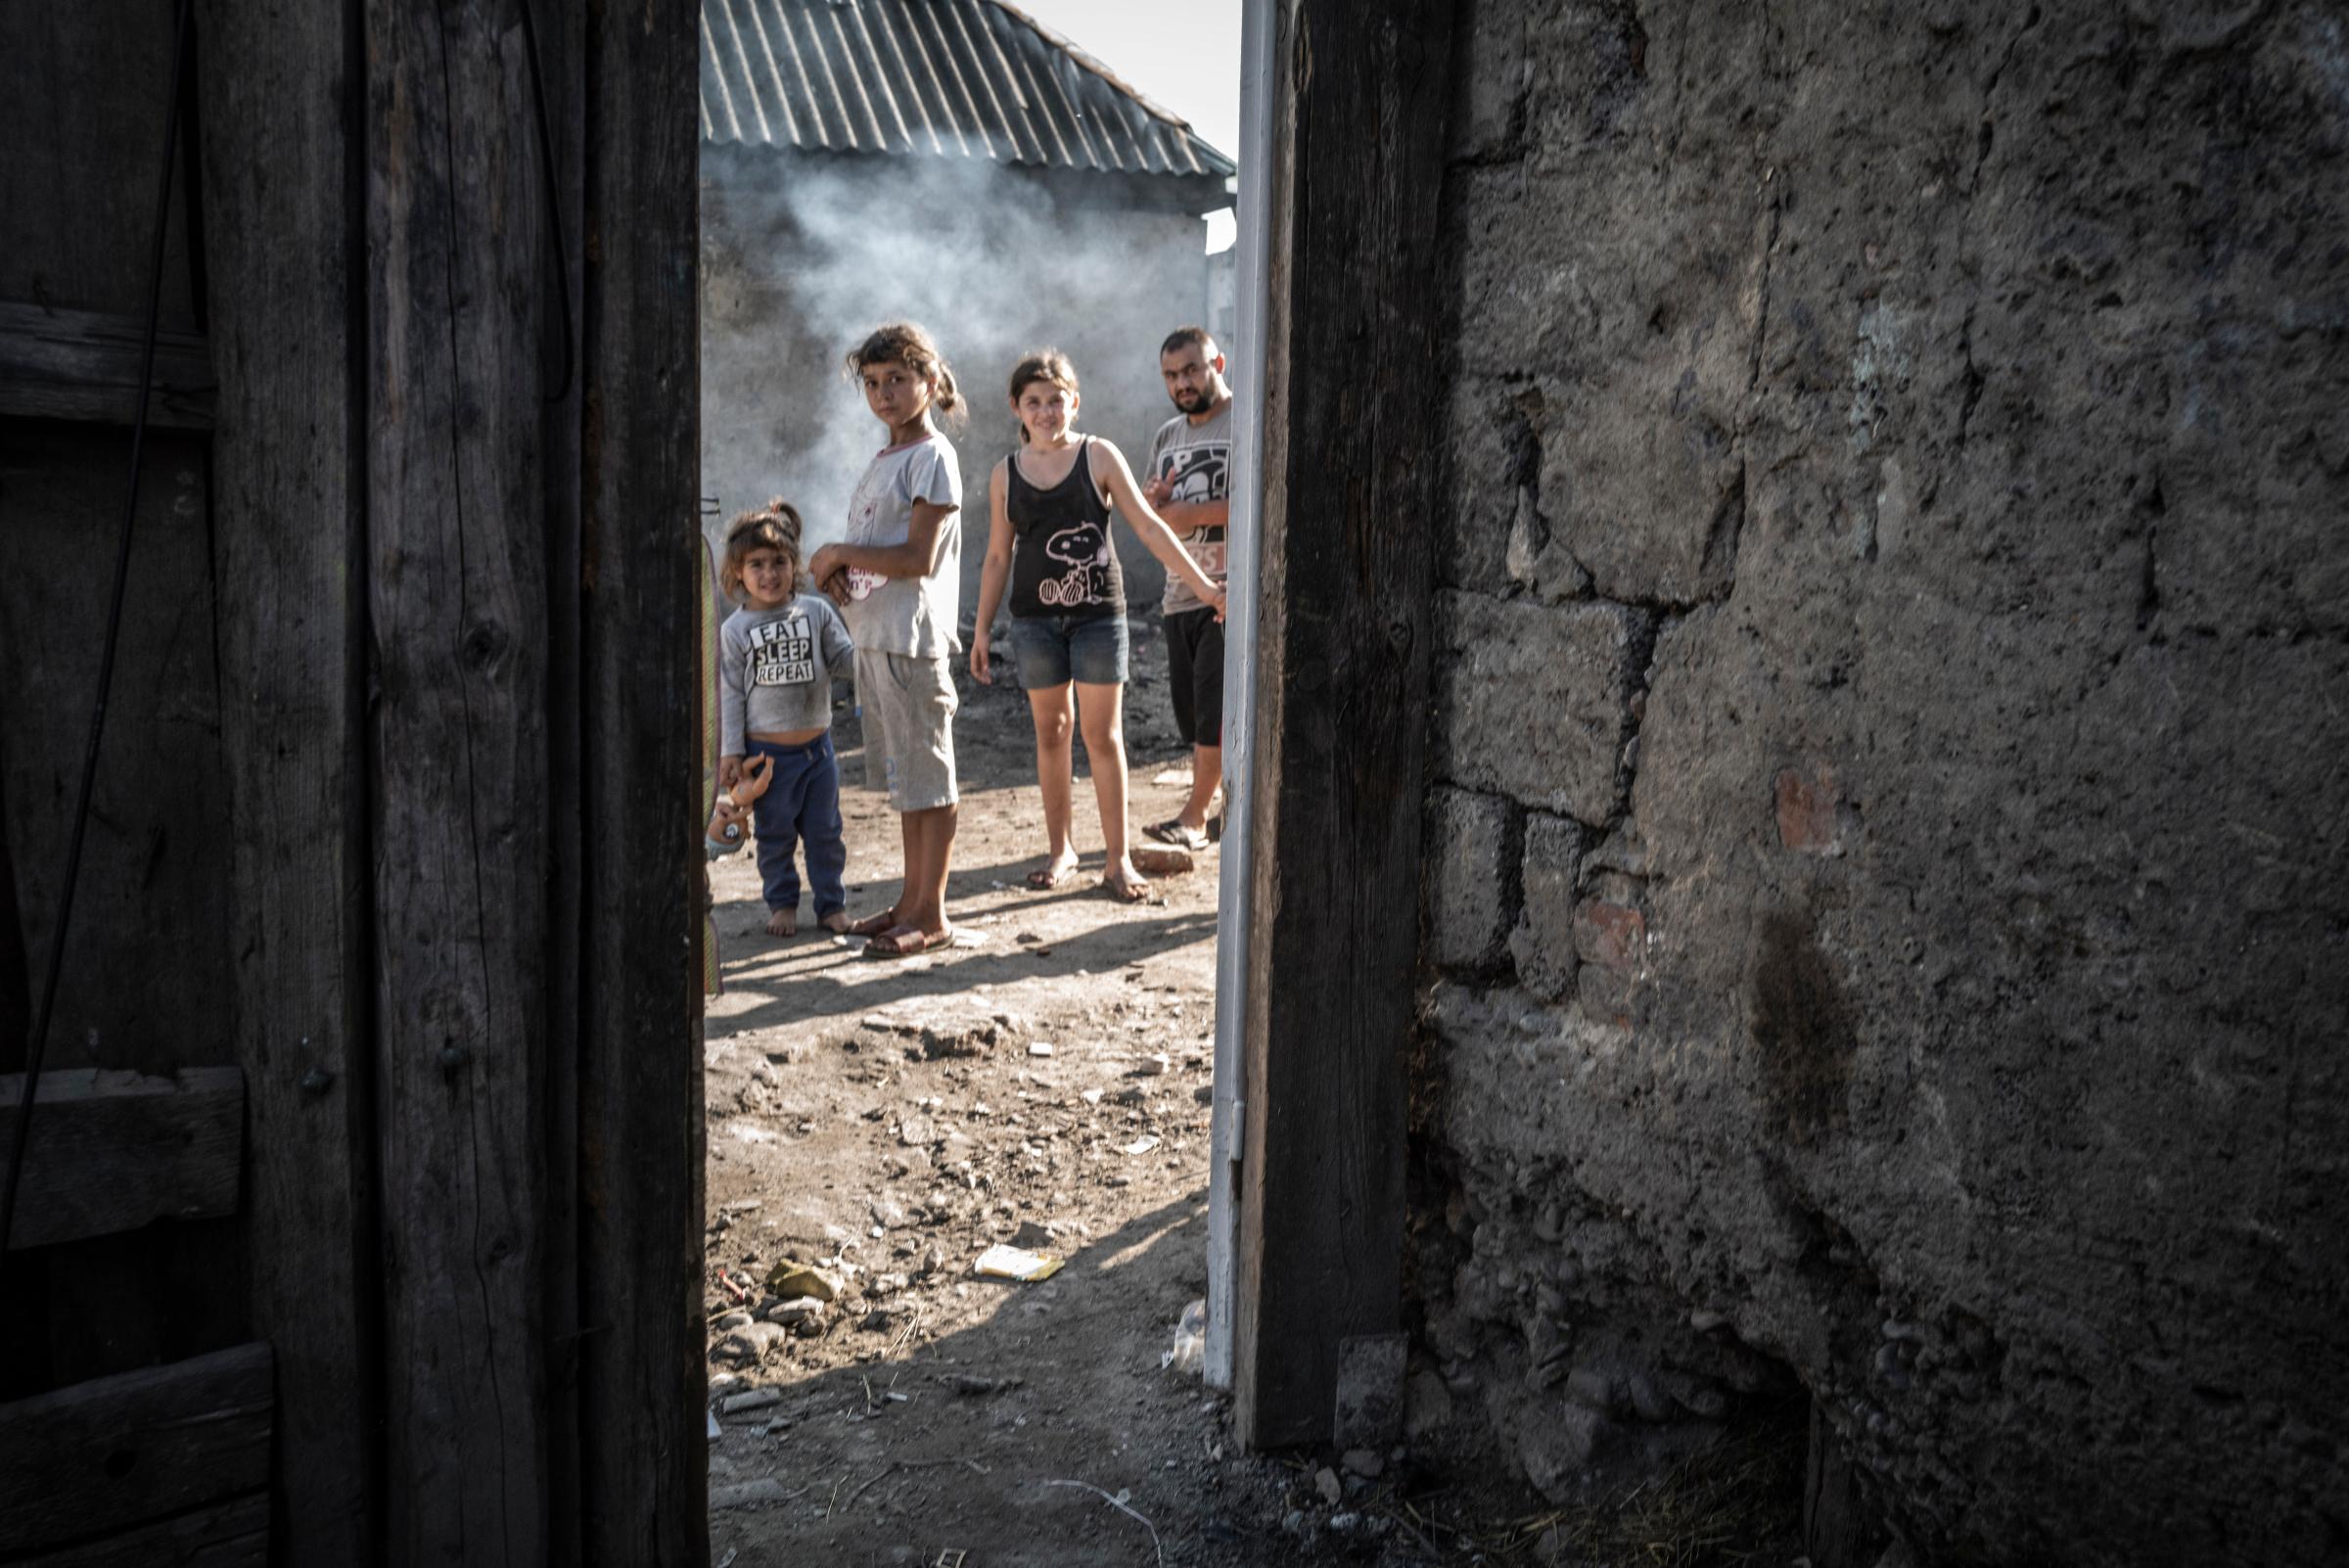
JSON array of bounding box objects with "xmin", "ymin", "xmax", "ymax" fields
[{"xmin": 847, "ymin": 321, "xmax": 964, "ymax": 427}]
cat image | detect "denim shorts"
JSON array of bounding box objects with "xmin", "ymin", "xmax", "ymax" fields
[{"xmin": 1010, "ymin": 613, "xmax": 1128, "ymax": 687}]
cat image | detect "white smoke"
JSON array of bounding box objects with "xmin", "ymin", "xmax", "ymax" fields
[{"xmin": 700, "ymin": 148, "xmax": 1234, "ymax": 617}]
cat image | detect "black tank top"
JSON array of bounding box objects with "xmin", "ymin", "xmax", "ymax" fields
[{"xmin": 1006, "ymin": 437, "xmax": 1125, "ymax": 622}]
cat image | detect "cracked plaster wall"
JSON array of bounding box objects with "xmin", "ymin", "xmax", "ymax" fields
[{"xmin": 1412, "ymin": 3, "xmax": 2349, "ymax": 1563}]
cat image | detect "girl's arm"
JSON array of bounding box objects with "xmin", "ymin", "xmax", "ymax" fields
[
  {"xmin": 1092, "ymin": 441, "xmax": 1226, "ymax": 615},
  {"xmin": 808, "ymin": 502, "xmax": 955, "ymax": 585},
  {"xmin": 969, "ymin": 462, "xmax": 1016, "ymax": 684},
  {"xmin": 818, "ymin": 599, "xmax": 854, "ymax": 671},
  {"xmin": 717, "ymin": 621, "xmax": 749, "ymax": 785}
]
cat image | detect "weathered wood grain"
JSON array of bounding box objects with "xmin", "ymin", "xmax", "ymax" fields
[
  {"xmin": 0, "ymin": 1342, "xmax": 271, "ymax": 1556},
  {"xmin": 364, "ymin": 1, "xmax": 558, "ymax": 1558},
  {"xmin": 0, "ymin": 302, "xmax": 214, "ymax": 430},
  {"xmin": 192, "ymin": 0, "xmax": 382, "ymax": 1554},
  {"xmin": 0, "ymin": 428, "xmax": 234, "ymax": 1081},
  {"xmin": 0, "ymin": 3, "xmax": 203, "ymax": 328},
  {"xmin": 574, "ymin": 1, "xmax": 708, "ymax": 1559},
  {"xmin": 0, "ymin": 1068, "xmax": 241, "ymax": 1249},
  {"xmin": 10, "ymin": 1491, "xmax": 266, "ymax": 1567},
  {"xmin": 539, "ymin": 0, "xmax": 589, "ymax": 1551},
  {"xmin": 1232, "ymin": 0, "xmax": 1455, "ymax": 1449}
]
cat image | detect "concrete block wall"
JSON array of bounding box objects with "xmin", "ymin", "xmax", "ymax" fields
[{"xmin": 1414, "ymin": 4, "xmax": 2349, "ymax": 1563}]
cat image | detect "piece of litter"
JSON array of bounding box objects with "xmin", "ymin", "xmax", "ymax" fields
[
  {"xmin": 716, "ymin": 1549, "xmax": 739, "ymax": 1568},
  {"xmin": 1130, "ymin": 844, "xmax": 1193, "ymax": 876},
  {"xmin": 1028, "ymin": 1041, "xmax": 1055, "ymax": 1057},
  {"xmin": 1122, "ymin": 1135, "xmax": 1162, "ymax": 1157},
  {"xmin": 718, "ymin": 1387, "xmax": 783, "ymax": 1415},
  {"xmin": 1162, "ymin": 1298, "xmax": 1207, "ymax": 1373},
  {"xmin": 764, "ymin": 1261, "xmax": 842, "ymax": 1302},
  {"xmin": 1152, "ymin": 768, "xmax": 1188, "ymax": 786},
  {"xmin": 1132, "ymin": 1053, "xmax": 1171, "ymax": 1077},
  {"xmin": 973, "ymin": 1243, "xmax": 1065, "ymax": 1282},
  {"xmin": 1082, "ymin": 1087, "xmax": 1103, "ymax": 1105},
  {"xmin": 706, "ymin": 1408, "xmax": 721, "ymax": 1440}
]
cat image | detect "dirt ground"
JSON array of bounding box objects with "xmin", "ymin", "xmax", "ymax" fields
[{"xmin": 700, "ymin": 624, "xmax": 1799, "ymax": 1567}]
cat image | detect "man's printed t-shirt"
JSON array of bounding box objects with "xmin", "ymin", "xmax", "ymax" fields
[
  {"xmin": 843, "ymin": 433, "xmax": 964, "ymax": 658},
  {"xmin": 1147, "ymin": 401, "xmax": 1232, "ymax": 615},
  {"xmin": 719, "ymin": 592, "xmax": 855, "ymax": 753}
]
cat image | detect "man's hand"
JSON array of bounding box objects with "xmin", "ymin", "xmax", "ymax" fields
[
  {"xmin": 1206, "ymin": 586, "xmax": 1228, "ymax": 623},
  {"xmin": 969, "ymin": 632, "xmax": 993, "ymax": 686},
  {"xmin": 808, "ymin": 542, "xmax": 844, "ymax": 585},
  {"xmin": 820, "ymin": 568, "xmax": 852, "ymax": 607},
  {"xmin": 1142, "ymin": 474, "xmax": 1174, "ymax": 509},
  {"xmin": 719, "ymin": 755, "xmax": 743, "ymax": 790}
]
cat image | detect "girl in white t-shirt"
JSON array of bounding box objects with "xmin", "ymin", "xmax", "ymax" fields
[{"xmin": 809, "ymin": 322, "xmax": 966, "ymax": 960}]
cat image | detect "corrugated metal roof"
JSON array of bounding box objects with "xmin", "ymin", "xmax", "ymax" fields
[{"xmin": 701, "ymin": 0, "xmax": 1236, "ymax": 180}]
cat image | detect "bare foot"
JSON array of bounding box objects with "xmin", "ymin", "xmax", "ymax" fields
[
  {"xmin": 765, "ymin": 907, "xmax": 799, "ymax": 938},
  {"xmin": 817, "ymin": 909, "xmax": 852, "ymax": 935},
  {"xmin": 1103, "ymin": 861, "xmax": 1152, "ymax": 903}
]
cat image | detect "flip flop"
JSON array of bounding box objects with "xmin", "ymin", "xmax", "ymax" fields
[
  {"xmin": 1025, "ymin": 860, "xmax": 1079, "ymax": 890},
  {"xmin": 864, "ymin": 924, "xmax": 952, "ymax": 958},
  {"xmin": 1145, "ymin": 819, "xmax": 1209, "ymax": 853},
  {"xmin": 1103, "ymin": 871, "xmax": 1152, "ymax": 904},
  {"xmin": 845, "ymin": 908, "xmax": 901, "ymax": 938}
]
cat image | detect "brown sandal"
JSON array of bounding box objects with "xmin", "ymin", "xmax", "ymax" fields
[{"xmin": 864, "ymin": 924, "xmax": 952, "ymax": 958}]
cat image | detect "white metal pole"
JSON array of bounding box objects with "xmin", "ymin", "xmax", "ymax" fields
[{"xmin": 1206, "ymin": 0, "xmax": 1277, "ymax": 1394}]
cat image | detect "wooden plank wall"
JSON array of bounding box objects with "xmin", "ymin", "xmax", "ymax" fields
[
  {"xmin": 194, "ymin": 0, "xmax": 381, "ymax": 1555},
  {"xmin": 0, "ymin": 0, "xmax": 244, "ymax": 1405},
  {"xmin": 0, "ymin": 1342, "xmax": 271, "ymax": 1561},
  {"xmin": 1, "ymin": 3, "xmax": 705, "ymax": 1556},
  {"xmin": 576, "ymin": 1, "xmax": 709, "ymax": 1558},
  {"xmin": 365, "ymin": 4, "xmax": 559, "ymax": 1555},
  {"xmin": 1232, "ymin": 0, "xmax": 1456, "ymax": 1448},
  {"xmin": 197, "ymin": 0, "xmax": 706, "ymax": 1559}
]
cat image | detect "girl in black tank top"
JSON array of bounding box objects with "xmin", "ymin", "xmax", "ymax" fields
[
  {"xmin": 1004, "ymin": 435, "xmax": 1125, "ymax": 621},
  {"xmin": 969, "ymin": 350, "xmax": 1228, "ymax": 903}
]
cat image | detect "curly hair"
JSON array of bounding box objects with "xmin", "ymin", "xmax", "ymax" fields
[
  {"xmin": 845, "ymin": 321, "xmax": 963, "ymax": 423},
  {"xmin": 719, "ymin": 499, "xmax": 808, "ymax": 602}
]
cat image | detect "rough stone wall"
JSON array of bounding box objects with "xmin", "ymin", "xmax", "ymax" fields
[{"xmin": 1415, "ymin": 4, "xmax": 2348, "ymax": 1563}]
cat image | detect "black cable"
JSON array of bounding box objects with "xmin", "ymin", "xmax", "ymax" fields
[
  {"xmin": 0, "ymin": 0, "xmax": 196, "ymax": 1269},
  {"xmin": 515, "ymin": 0, "xmax": 575, "ymax": 404}
]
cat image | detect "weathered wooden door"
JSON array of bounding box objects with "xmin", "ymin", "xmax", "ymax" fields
[{"xmin": 1, "ymin": 3, "xmax": 709, "ymax": 1562}]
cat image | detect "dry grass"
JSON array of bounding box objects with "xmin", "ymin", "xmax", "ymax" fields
[{"xmin": 1493, "ymin": 1407, "xmax": 1807, "ymax": 1568}]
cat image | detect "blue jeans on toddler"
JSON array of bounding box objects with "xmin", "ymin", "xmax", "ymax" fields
[{"xmin": 748, "ymin": 733, "xmax": 847, "ymax": 916}]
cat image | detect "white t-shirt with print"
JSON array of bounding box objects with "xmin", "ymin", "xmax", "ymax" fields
[{"xmin": 843, "ymin": 432, "xmax": 963, "ymax": 658}]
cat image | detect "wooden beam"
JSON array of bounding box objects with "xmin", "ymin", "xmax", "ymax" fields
[
  {"xmin": 0, "ymin": 1068, "xmax": 241, "ymax": 1249},
  {"xmin": 0, "ymin": 301, "xmax": 213, "ymax": 431},
  {"xmin": 194, "ymin": 0, "xmax": 381, "ymax": 1557},
  {"xmin": 574, "ymin": 0, "xmax": 709, "ymax": 1560},
  {"xmin": 0, "ymin": 1343, "xmax": 271, "ymax": 1558},
  {"xmin": 1232, "ymin": 0, "xmax": 1455, "ymax": 1449},
  {"xmin": 10, "ymin": 1492, "xmax": 266, "ymax": 1567},
  {"xmin": 364, "ymin": 1, "xmax": 558, "ymax": 1557}
]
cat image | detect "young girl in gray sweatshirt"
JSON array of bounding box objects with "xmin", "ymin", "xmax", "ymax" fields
[{"xmin": 718, "ymin": 502, "xmax": 856, "ymax": 938}]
